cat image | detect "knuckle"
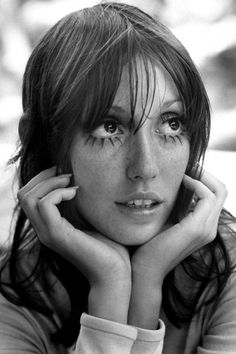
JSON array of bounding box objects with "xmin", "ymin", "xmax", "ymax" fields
[
  {"xmin": 17, "ymin": 189, "xmax": 30, "ymax": 205},
  {"xmin": 192, "ymin": 179, "xmax": 202, "ymax": 192},
  {"xmin": 17, "ymin": 190, "xmax": 23, "ymax": 201},
  {"xmin": 37, "ymin": 197, "xmax": 47, "ymax": 210},
  {"xmin": 18, "ymin": 193, "xmax": 33, "ymax": 209},
  {"xmin": 217, "ymin": 180, "xmax": 228, "ymax": 195}
]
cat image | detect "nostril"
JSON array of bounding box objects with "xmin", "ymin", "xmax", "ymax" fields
[
  {"xmin": 126, "ymin": 139, "xmax": 158, "ymax": 181},
  {"xmin": 127, "ymin": 167, "xmax": 157, "ymax": 181}
]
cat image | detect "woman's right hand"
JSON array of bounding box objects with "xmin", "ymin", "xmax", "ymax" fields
[{"xmin": 17, "ymin": 166, "xmax": 131, "ymax": 323}]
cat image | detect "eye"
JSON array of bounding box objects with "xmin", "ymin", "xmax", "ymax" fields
[
  {"xmin": 168, "ymin": 118, "xmax": 180, "ymax": 131},
  {"xmin": 92, "ymin": 119, "xmax": 123, "ymax": 138},
  {"xmin": 86, "ymin": 118, "xmax": 125, "ymax": 148},
  {"xmin": 158, "ymin": 112, "xmax": 185, "ymax": 136}
]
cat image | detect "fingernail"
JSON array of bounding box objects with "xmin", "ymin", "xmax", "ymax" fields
[{"xmin": 60, "ymin": 173, "xmax": 72, "ymax": 178}]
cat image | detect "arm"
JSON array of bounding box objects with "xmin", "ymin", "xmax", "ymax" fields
[
  {"xmin": 0, "ymin": 291, "xmax": 165, "ymax": 354},
  {"xmin": 128, "ymin": 170, "xmax": 227, "ymax": 330},
  {"xmin": 17, "ymin": 167, "xmax": 131, "ymax": 325},
  {"xmin": 195, "ymin": 268, "xmax": 236, "ymax": 353},
  {"xmin": 14, "ymin": 166, "xmax": 165, "ymax": 354},
  {"xmin": 0, "ymin": 293, "xmax": 61, "ymax": 354}
]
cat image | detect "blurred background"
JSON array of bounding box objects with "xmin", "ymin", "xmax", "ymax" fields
[{"xmin": 0, "ymin": 0, "xmax": 236, "ymax": 244}]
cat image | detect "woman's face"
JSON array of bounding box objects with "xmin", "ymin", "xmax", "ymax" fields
[{"xmin": 70, "ymin": 60, "xmax": 190, "ymax": 245}]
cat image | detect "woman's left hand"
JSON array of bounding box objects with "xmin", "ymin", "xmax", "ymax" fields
[{"xmin": 128, "ymin": 169, "xmax": 228, "ymax": 329}]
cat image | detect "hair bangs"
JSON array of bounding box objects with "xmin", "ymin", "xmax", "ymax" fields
[
  {"xmin": 152, "ymin": 48, "xmax": 211, "ymax": 170},
  {"xmin": 27, "ymin": 2, "xmax": 210, "ymax": 173},
  {"xmin": 145, "ymin": 46, "xmax": 211, "ymax": 172},
  {"xmin": 124, "ymin": 52, "xmax": 158, "ymax": 133},
  {"xmin": 60, "ymin": 10, "xmax": 159, "ymax": 136}
]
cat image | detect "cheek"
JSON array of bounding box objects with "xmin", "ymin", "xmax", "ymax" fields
[
  {"xmin": 70, "ymin": 148, "xmax": 121, "ymax": 199},
  {"xmin": 164, "ymin": 144, "xmax": 189, "ymax": 192}
]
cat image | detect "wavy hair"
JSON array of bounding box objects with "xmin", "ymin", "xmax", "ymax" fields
[{"xmin": 0, "ymin": 2, "xmax": 235, "ymax": 347}]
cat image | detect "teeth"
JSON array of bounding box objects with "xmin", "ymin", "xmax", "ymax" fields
[{"xmin": 126, "ymin": 199, "xmax": 154, "ymax": 208}]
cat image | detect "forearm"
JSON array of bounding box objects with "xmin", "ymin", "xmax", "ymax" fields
[
  {"xmin": 88, "ymin": 279, "xmax": 131, "ymax": 324},
  {"xmin": 128, "ymin": 274, "xmax": 162, "ymax": 329}
]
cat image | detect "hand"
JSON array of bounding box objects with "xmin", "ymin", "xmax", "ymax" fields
[
  {"xmin": 129, "ymin": 169, "xmax": 227, "ymax": 328},
  {"xmin": 17, "ymin": 167, "xmax": 131, "ymax": 323}
]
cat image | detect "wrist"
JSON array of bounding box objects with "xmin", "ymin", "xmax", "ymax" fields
[
  {"xmin": 131, "ymin": 261, "xmax": 165, "ymax": 291},
  {"xmin": 88, "ymin": 280, "xmax": 131, "ymax": 324},
  {"xmin": 128, "ymin": 274, "xmax": 162, "ymax": 329}
]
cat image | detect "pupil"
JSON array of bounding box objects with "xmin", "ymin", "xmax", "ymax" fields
[
  {"xmin": 169, "ymin": 119, "xmax": 179, "ymax": 131},
  {"xmin": 105, "ymin": 121, "xmax": 116, "ymax": 134}
]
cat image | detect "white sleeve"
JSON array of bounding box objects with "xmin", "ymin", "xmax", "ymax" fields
[
  {"xmin": 75, "ymin": 313, "xmax": 137, "ymax": 353},
  {"xmin": 196, "ymin": 272, "xmax": 236, "ymax": 353},
  {"xmin": 75, "ymin": 313, "xmax": 165, "ymax": 354},
  {"xmin": 133, "ymin": 319, "xmax": 165, "ymax": 354}
]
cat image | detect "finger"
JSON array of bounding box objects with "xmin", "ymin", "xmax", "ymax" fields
[
  {"xmin": 182, "ymin": 174, "xmax": 214, "ymax": 215},
  {"xmin": 19, "ymin": 177, "xmax": 76, "ymax": 237},
  {"xmin": 199, "ymin": 169, "xmax": 228, "ymax": 203},
  {"xmin": 19, "ymin": 174, "xmax": 72, "ymax": 202},
  {"xmin": 183, "ymin": 172, "xmax": 227, "ymax": 213},
  {"xmin": 180, "ymin": 175, "xmax": 218, "ymax": 239},
  {"xmin": 18, "ymin": 175, "xmax": 73, "ymax": 225},
  {"xmin": 180, "ymin": 174, "xmax": 224, "ymax": 243},
  {"xmin": 37, "ymin": 187, "xmax": 78, "ymax": 226},
  {"xmin": 36, "ymin": 187, "xmax": 120, "ymax": 276},
  {"xmin": 17, "ymin": 166, "xmax": 57, "ymax": 199},
  {"xmin": 150, "ymin": 172, "xmax": 227, "ymax": 275}
]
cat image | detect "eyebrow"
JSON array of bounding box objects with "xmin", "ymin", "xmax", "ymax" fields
[
  {"xmin": 161, "ymin": 98, "xmax": 182, "ymax": 108},
  {"xmin": 109, "ymin": 99, "xmax": 182, "ymax": 115},
  {"xmin": 108, "ymin": 105, "xmax": 127, "ymax": 115}
]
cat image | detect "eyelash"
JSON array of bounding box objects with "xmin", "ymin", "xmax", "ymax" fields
[
  {"xmin": 85, "ymin": 118, "xmax": 124, "ymax": 147},
  {"xmin": 160, "ymin": 134, "xmax": 183, "ymax": 144},
  {"xmin": 86, "ymin": 135, "xmax": 123, "ymax": 147},
  {"xmin": 157, "ymin": 114, "xmax": 187, "ymax": 144},
  {"xmin": 86, "ymin": 113, "xmax": 187, "ymax": 148}
]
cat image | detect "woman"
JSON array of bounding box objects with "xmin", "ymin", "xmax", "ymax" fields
[{"xmin": 0, "ymin": 2, "xmax": 235, "ymax": 353}]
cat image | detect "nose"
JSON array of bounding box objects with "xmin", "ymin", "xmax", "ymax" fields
[{"xmin": 126, "ymin": 131, "xmax": 159, "ymax": 182}]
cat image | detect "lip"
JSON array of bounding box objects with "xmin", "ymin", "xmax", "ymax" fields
[
  {"xmin": 116, "ymin": 191, "xmax": 164, "ymax": 205},
  {"xmin": 115, "ymin": 191, "xmax": 164, "ymax": 220}
]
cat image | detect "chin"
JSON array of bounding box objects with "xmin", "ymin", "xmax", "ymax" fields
[{"xmin": 107, "ymin": 226, "xmax": 163, "ymax": 246}]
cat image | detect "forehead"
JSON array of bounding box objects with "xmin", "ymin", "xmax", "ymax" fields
[{"xmin": 111, "ymin": 58, "xmax": 180, "ymax": 114}]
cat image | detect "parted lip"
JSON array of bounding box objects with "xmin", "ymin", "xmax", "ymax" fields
[{"xmin": 116, "ymin": 192, "xmax": 164, "ymax": 205}]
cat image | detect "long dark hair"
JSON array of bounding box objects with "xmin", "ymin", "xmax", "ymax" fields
[{"xmin": 0, "ymin": 2, "xmax": 235, "ymax": 347}]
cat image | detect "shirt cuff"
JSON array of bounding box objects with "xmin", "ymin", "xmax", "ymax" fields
[
  {"xmin": 133, "ymin": 319, "xmax": 165, "ymax": 353},
  {"xmin": 81, "ymin": 313, "xmax": 137, "ymax": 339},
  {"xmin": 76, "ymin": 313, "xmax": 137, "ymax": 353}
]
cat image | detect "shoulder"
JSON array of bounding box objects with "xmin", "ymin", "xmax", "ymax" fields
[
  {"xmin": 0, "ymin": 292, "xmax": 65, "ymax": 353},
  {"xmin": 218, "ymin": 219, "xmax": 236, "ymax": 264},
  {"xmin": 202, "ymin": 222, "xmax": 236, "ymax": 325}
]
